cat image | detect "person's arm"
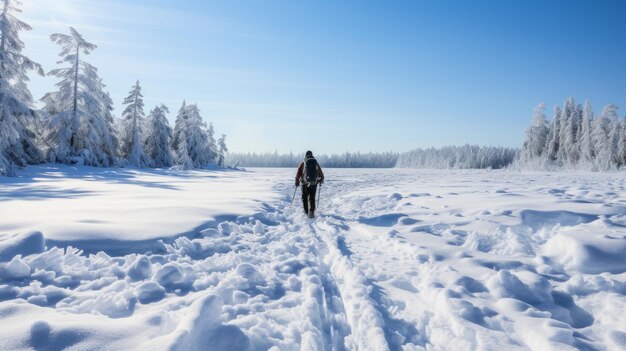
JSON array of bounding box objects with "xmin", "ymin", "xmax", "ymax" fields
[
  {"xmin": 295, "ymin": 162, "xmax": 304, "ymax": 186},
  {"xmin": 317, "ymin": 164, "xmax": 325, "ymax": 183}
]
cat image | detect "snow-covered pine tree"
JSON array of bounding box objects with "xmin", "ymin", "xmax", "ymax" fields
[
  {"xmin": 171, "ymin": 101, "xmax": 213, "ymax": 168},
  {"xmin": 592, "ymin": 104, "xmax": 618, "ymax": 170},
  {"xmin": 544, "ymin": 105, "xmax": 562, "ymax": 162},
  {"xmin": 144, "ymin": 104, "xmax": 173, "ymax": 168},
  {"xmin": 579, "ymin": 100, "xmax": 595, "ymax": 167},
  {"xmin": 608, "ymin": 109, "xmax": 622, "ymax": 167},
  {"xmin": 520, "ymin": 103, "xmax": 549, "ymax": 164},
  {"xmin": 618, "ymin": 116, "xmax": 626, "ymax": 168},
  {"xmin": 42, "ymin": 27, "xmax": 117, "ymax": 166},
  {"xmin": 185, "ymin": 103, "xmax": 212, "ymax": 167},
  {"xmin": 0, "ymin": 0, "xmax": 45, "ymax": 175},
  {"xmin": 217, "ymin": 134, "xmax": 228, "ymax": 167},
  {"xmin": 98, "ymin": 88, "xmax": 120, "ymax": 166},
  {"xmin": 565, "ymin": 104, "xmax": 582, "ymax": 164},
  {"xmin": 119, "ymin": 80, "xmax": 147, "ymax": 167},
  {"xmin": 557, "ymin": 97, "xmax": 578, "ymax": 165},
  {"xmin": 206, "ymin": 122, "xmax": 218, "ymax": 163},
  {"xmin": 171, "ymin": 100, "xmax": 188, "ymax": 163},
  {"xmin": 176, "ymin": 132, "xmax": 193, "ymax": 170}
]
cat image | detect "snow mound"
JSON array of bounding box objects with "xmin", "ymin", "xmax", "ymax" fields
[
  {"xmin": 521, "ymin": 210, "xmax": 598, "ymax": 230},
  {"xmin": 127, "ymin": 256, "xmax": 153, "ymax": 281},
  {"xmin": 135, "ymin": 281, "xmax": 165, "ymax": 304},
  {"xmin": 154, "ymin": 262, "xmax": 193, "ymax": 290},
  {"xmin": 542, "ymin": 223, "xmax": 626, "ymax": 274},
  {"xmin": 164, "ymin": 294, "xmax": 250, "ymax": 351},
  {"xmin": 487, "ymin": 270, "xmax": 553, "ymax": 305},
  {"xmin": 0, "ymin": 231, "xmax": 45, "ymax": 262},
  {"xmin": 1, "ymin": 255, "xmax": 31, "ymax": 280}
]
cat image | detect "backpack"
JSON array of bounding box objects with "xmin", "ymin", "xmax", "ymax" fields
[{"xmin": 302, "ymin": 157, "xmax": 319, "ymax": 186}]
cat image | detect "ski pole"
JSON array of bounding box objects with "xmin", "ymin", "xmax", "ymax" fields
[{"xmin": 291, "ymin": 185, "xmax": 297, "ymax": 204}]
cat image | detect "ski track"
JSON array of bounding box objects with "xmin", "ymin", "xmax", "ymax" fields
[{"xmin": 2, "ymin": 169, "xmax": 626, "ymax": 350}]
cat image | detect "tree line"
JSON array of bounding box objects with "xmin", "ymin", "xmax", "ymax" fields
[
  {"xmin": 228, "ymin": 146, "xmax": 517, "ymax": 169},
  {"xmin": 226, "ymin": 151, "xmax": 399, "ymax": 168},
  {"xmin": 0, "ymin": 0, "xmax": 227, "ymax": 176},
  {"xmin": 395, "ymin": 145, "xmax": 517, "ymax": 169},
  {"xmin": 518, "ymin": 97, "xmax": 626, "ymax": 170}
]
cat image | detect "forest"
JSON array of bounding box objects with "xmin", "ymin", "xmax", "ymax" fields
[
  {"xmin": 0, "ymin": 1, "xmax": 227, "ymax": 176},
  {"xmin": 518, "ymin": 98, "xmax": 626, "ymax": 170}
]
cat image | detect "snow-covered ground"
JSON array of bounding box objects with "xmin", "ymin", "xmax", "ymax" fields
[
  {"xmin": 0, "ymin": 165, "xmax": 281, "ymax": 254},
  {"xmin": 1, "ymin": 166, "xmax": 625, "ymax": 350}
]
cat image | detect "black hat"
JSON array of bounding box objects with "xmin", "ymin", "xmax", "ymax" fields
[{"xmin": 305, "ymin": 150, "xmax": 313, "ymax": 158}]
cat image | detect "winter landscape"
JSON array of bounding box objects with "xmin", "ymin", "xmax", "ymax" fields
[{"xmin": 1, "ymin": 0, "xmax": 626, "ymax": 350}]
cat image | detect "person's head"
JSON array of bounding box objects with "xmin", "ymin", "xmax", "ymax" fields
[{"xmin": 305, "ymin": 150, "xmax": 313, "ymax": 158}]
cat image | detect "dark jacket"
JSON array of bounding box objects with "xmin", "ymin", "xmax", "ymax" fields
[{"xmin": 295, "ymin": 158, "xmax": 324, "ymax": 186}]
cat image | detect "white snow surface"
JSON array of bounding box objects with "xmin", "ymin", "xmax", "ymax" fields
[
  {"xmin": 0, "ymin": 165, "xmax": 280, "ymax": 253},
  {"xmin": 1, "ymin": 166, "xmax": 626, "ymax": 350}
]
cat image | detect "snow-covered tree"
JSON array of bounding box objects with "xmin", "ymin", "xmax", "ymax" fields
[
  {"xmin": 42, "ymin": 27, "xmax": 117, "ymax": 166},
  {"xmin": 618, "ymin": 117, "xmax": 626, "ymax": 167},
  {"xmin": 544, "ymin": 105, "xmax": 562, "ymax": 161},
  {"xmin": 590, "ymin": 104, "xmax": 617, "ymax": 170},
  {"xmin": 520, "ymin": 103, "xmax": 549, "ymax": 162},
  {"xmin": 99, "ymin": 88, "xmax": 120, "ymax": 166},
  {"xmin": 119, "ymin": 80, "xmax": 147, "ymax": 167},
  {"xmin": 206, "ymin": 122, "xmax": 218, "ymax": 163},
  {"xmin": 171, "ymin": 100, "xmax": 188, "ymax": 162},
  {"xmin": 172, "ymin": 101, "xmax": 213, "ymax": 168},
  {"xmin": 217, "ymin": 134, "xmax": 228, "ymax": 167},
  {"xmin": 0, "ymin": 0, "xmax": 45, "ymax": 174},
  {"xmin": 176, "ymin": 134, "xmax": 193, "ymax": 169},
  {"xmin": 144, "ymin": 104, "xmax": 173, "ymax": 168},
  {"xmin": 185, "ymin": 104, "xmax": 212, "ymax": 167},
  {"xmin": 565, "ymin": 105, "xmax": 581, "ymax": 164},
  {"xmin": 556, "ymin": 97, "xmax": 580, "ymax": 165},
  {"xmin": 578, "ymin": 100, "xmax": 595, "ymax": 166},
  {"xmin": 608, "ymin": 111, "xmax": 622, "ymax": 167}
]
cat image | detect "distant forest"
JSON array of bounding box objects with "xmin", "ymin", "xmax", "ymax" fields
[
  {"xmin": 518, "ymin": 98, "xmax": 626, "ymax": 171},
  {"xmin": 227, "ymin": 145, "xmax": 518, "ymax": 169},
  {"xmin": 226, "ymin": 152, "xmax": 399, "ymax": 168}
]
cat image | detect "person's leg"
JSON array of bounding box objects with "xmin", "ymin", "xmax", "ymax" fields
[
  {"xmin": 301, "ymin": 185, "xmax": 309, "ymax": 214},
  {"xmin": 308, "ymin": 184, "xmax": 317, "ymax": 214}
]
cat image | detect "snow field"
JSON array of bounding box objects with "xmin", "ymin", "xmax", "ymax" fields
[
  {"xmin": 1, "ymin": 167, "xmax": 626, "ymax": 350},
  {"xmin": 0, "ymin": 165, "xmax": 281, "ymax": 250},
  {"xmin": 325, "ymin": 169, "xmax": 626, "ymax": 350}
]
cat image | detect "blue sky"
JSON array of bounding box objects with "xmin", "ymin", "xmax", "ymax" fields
[{"xmin": 22, "ymin": 0, "xmax": 626, "ymax": 154}]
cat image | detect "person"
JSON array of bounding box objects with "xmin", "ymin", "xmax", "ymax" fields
[{"xmin": 295, "ymin": 150, "xmax": 325, "ymax": 218}]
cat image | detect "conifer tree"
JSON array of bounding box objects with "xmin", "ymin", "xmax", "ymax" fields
[
  {"xmin": 42, "ymin": 27, "xmax": 117, "ymax": 166},
  {"xmin": 217, "ymin": 134, "xmax": 228, "ymax": 167},
  {"xmin": 206, "ymin": 122, "xmax": 218, "ymax": 163},
  {"xmin": 520, "ymin": 103, "xmax": 549, "ymax": 161},
  {"xmin": 172, "ymin": 101, "xmax": 213, "ymax": 168},
  {"xmin": 591, "ymin": 104, "xmax": 617, "ymax": 170},
  {"xmin": 579, "ymin": 100, "xmax": 595, "ymax": 166},
  {"xmin": 120, "ymin": 81, "xmax": 147, "ymax": 167},
  {"xmin": 185, "ymin": 103, "xmax": 212, "ymax": 167},
  {"xmin": 144, "ymin": 104, "xmax": 173, "ymax": 167},
  {"xmin": 0, "ymin": 0, "xmax": 45, "ymax": 174},
  {"xmin": 545, "ymin": 106, "xmax": 562, "ymax": 161}
]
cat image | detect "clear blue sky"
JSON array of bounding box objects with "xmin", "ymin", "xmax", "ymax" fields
[{"xmin": 22, "ymin": 0, "xmax": 626, "ymax": 154}]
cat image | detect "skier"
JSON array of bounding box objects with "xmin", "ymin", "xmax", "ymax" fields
[{"xmin": 295, "ymin": 150, "xmax": 325, "ymax": 218}]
